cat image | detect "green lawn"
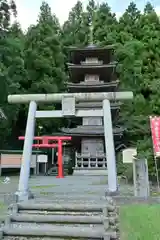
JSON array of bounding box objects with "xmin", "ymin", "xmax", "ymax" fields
[{"xmin": 120, "ymin": 205, "xmax": 160, "ymax": 240}]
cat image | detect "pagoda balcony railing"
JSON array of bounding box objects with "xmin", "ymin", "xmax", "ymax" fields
[
  {"xmin": 80, "ymin": 60, "xmax": 103, "ymax": 65},
  {"xmin": 75, "ymin": 151, "xmax": 107, "ymax": 168},
  {"xmin": 80, "ymin": 80, "xmax": 104, "ymax": 84}
]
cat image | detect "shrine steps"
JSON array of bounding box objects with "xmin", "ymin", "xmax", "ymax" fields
[{"xmin": 0, "ymin": 199, "xmax": 120, "ymax": 239}]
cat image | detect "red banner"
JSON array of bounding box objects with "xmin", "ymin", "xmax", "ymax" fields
[{"xmin": 150, "ymin": 116, "xmax": 160, "ymax": 157}]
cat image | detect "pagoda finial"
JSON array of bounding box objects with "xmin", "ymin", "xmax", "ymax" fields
[
  {"xmin": 88, "ymin": 23, "xmax": 96, "ymax": 48},
  {"xmin": 89, "ymin": 24, "xmax": 94, "ymax": 45},
  {"xmin": 88, "ymin": 8, "xmax": 96, "ymax": 48}
]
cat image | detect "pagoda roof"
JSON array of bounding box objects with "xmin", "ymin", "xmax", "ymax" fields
[
  {"xmin": 68, "ymin": 45, "xmax": 115, "ymax": 51},
  {"xmin": 68, "ymin": 63, "xmax": 117, "ymax": 83},
  {"xmin": 68, "ymin": 62, "xmax": 116, "ymax": 68},
  {"xmin": 61, "ymin": 125, "xmax": 124, "ymax": 137},
  {"xmin": 67, "ymin": 80, "xmax": 119, "ymax": 92},
  {"xmin": 68, "ymin": 45, "xmax": 115, "ymax": 64}
]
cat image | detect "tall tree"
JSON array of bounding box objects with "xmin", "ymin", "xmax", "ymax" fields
[
  {"xmin": 0, "ymin": 0, "xmax": 26, "ymax": 148},
  {"xmin": 117, "ymin": 2, "xmax": 160, "ymax": 176},
  {"xmin": 0, "ymin": 0, "xmax": 17, "ymax": 104},
  {"xmin": 24, "ymin": 1, "xmax": 65, "ymax": 93},
  {"xmin": 136, "ymin": 3, "xmax": 160, "ymax": 165},
  {"xmin": 0, "ymin": 0, "xmax": 17, "ymax": 31},
  {"xmin": 144, "ymin": 2, "xmax": 155, "ymax": 13},
  {"xmin": 62, "ymin": 1, "xmax": 90, "ymax": 47},
  {"xmin": 93, "ymin": 2, "xmax": 118, "ymax": 45},
  {"xmin": 24, "ymin": 1, "xmax": 66, "ymax": 134},
  {"xmin": 118, "ymin": 2, "xmax": 141, "ymax": 43}
]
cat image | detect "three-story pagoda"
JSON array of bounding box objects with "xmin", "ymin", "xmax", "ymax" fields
[{"xmin": 61, "ymin": 44, "xmax": 124, "ymax": 174}]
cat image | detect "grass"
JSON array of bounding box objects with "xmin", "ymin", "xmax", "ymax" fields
[
  {"xmin": 0, "ymin": 201, "xmax": 5, "ymax": 209},
  {"xmin": 120, "ymin": 204, "xmax": 160, "ymax": 240}
]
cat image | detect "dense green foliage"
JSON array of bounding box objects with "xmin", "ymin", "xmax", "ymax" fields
[{"xmin": 0, "ymin": 0, "xmax": 159, "ymax": 176}]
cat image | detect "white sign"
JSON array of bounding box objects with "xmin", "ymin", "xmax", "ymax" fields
[
  {"xmin": 122, "ymin": 148, "xmax": 137, "ymax": 163},
  {"xmin": 37, "ymin": 155, "xmax": 48, "ymax": 163}
]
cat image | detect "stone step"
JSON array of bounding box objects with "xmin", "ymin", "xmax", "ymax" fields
[
  {"xmin": 1, "ymin": 197, "xmax": 119, "ymax": 239},
  {"xmin": 17, "ymin": 202, "xmax": 105, "ymax": 212},
  {"xmin": 11, "ymin": 202, "xmax": 118, "ymax": 217},
  {"xmin": 7, "ymin": 214, "xmax": 117, "ymax": 229},
  {"xmin": 17, "ymin": 210, "xmax": 102, "ymax": 216},
  {"xmin": 4, "ymin": 222, "xmax": 104, "ymax": 230},
  {"xmin": 1, "ymin": 224, "xmax": 116, "ymax": 239},
  {"xmin": 32, "ymin": 197, "xmax": 105, "ymax": 203},
  {"xmin": 2, "ymin": 238, "xmax": 72, "ymax": 240},
  {"xmin": 8, "ymin": 214, "xmax": 105, "ymax": 224}
]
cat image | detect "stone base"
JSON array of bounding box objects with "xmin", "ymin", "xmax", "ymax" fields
[
  {"xmin": 105, "ymin": 190, "xmax": 119, "ymax": 197},
  {"xmin": 14, "ymin": 190, "xmax": 34, "ymax": 202},
  {"xmin": 73, "ymin": 167, "xmax": 107, "ymax": 176}
]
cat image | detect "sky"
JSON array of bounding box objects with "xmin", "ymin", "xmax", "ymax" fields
[{"xmin": 14, "ymin": 0, "xmax": 160, "ymax": 30}]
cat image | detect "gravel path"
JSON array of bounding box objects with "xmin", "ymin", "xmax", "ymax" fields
[
  {"xmin": 0, "ymin": 175, "xmax": 159, "ymax": 205},
  {"xmin": 0, "ymin": 175, "xmax": 134, "ymax": 200},
  {"xmin": 0, "ymin": 175, "xmax": 133, "ymax": 223}
]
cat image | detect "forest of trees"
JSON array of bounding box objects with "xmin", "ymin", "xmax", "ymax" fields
[{"xmin": 0, "ymin": 0, "xmax": 160, "ymax": 177}]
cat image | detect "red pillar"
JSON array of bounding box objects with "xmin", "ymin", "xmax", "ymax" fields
[{"xmin": 56, "ymin": 139, "xmax": 64, "ymax": 178}]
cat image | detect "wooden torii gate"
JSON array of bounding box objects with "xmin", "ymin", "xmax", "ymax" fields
[{"xmin": 19, "ymin": 136, "xmax": 72, "ymax": 178}]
